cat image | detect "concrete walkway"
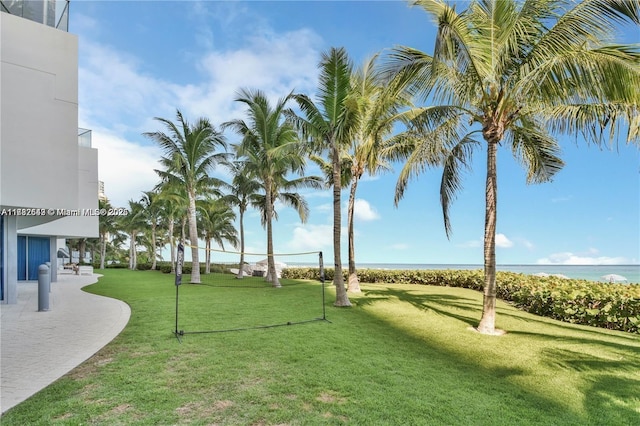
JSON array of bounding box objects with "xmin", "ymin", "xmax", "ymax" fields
[{"xmin": 0, "ymin": 273, "xmax": 131, "ymax": 414}]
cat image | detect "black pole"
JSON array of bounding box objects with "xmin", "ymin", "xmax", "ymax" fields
[
  {"xmin": 174, "ymin": 243, "xmax": 185, "ymax": 341},
  {"xmin": 174, "ymin": 284, "xmax": 180, "ymax": 339},
  {"xmin": 319, "ymin": 251, "xmax": 326, "ymax": 320}
]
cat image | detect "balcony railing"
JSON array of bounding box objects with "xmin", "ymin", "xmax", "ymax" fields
[
  {"xmin": 78, "ymin": 128, "xmax": 92, "ymax": 148},
  {"xmin": 1, "ymin": 0, "xmax": 70, "ymax": 31}
]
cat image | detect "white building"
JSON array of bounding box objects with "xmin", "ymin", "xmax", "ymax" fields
[{"xmin": 1, "ymin": 0, "xmax": 99, "ymax": 303}]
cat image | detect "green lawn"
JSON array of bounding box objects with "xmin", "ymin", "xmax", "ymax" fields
[{"xmin": 3, "ymin": 269, "xmax": 639, "ymax": 425}]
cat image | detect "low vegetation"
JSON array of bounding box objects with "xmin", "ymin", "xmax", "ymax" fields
[
  {"xmin": 2, "ymin": 269, "xmax": 639, "ymax": 425},
  {"xmin": 284, "ymin": 268, "xmax": 640, "ymax": 334}
]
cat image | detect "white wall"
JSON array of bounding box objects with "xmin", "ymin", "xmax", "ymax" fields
[
  {"xmin": 21, "ymin": 146, "xmax": 99, "ymax": 238},
  {"xmin": 0, "ymin": 12, "xmax": 98, "ymax": 239},
  {"xmin": 0, "ymin": 11, "xmax": 79, "ymax": 210}
]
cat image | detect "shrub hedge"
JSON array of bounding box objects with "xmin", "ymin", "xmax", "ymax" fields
[{"xmin": 282, "ymin": 267, "xmax": 640, "ymax": 334}]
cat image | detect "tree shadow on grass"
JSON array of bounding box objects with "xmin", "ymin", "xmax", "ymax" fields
[
  {"xmin": 361, "ymin": 286, "xmax": 482, "ymax": 327},
  {"xmin": 539, "ymin": 347, "xmax": 640, "ymax": 423},
  {"xmin": 350, "ymin": 285, "xmax": 640, "ymax": 423},
  {"xmin": 509, "ymin": 330, "xmax": 640, "ymax": 358}
]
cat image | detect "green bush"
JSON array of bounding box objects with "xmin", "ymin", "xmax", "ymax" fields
[
  {"xmin": 283, "ymin": 267, "xmax": 640, "ymax": 333},
  {"xmin": 104, "ymin": 263, "xmax": 128, "ymax": 269},
  {"xmin": 155, "ymin": 262, "xmax": 231, "ymax": 275}
]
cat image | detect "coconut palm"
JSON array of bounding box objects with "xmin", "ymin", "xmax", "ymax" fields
[
  {"xmin": 290, "ymin": 47, "xmax": 359, "ymax": 307},
  {"xmin": 197, "ymin": 198, "xmax": 239, "ymax": 274},
  {"xmin": 385, "ymin": 0, "xmax": 640, "ymax": 334},
  {"xmin": 220, "ymin": 160, "xmax": 262, "ymax": 279},
  {"xmin": 139, "ymin": 189, "xmax": 164, "ymax": 270},
  {"xmin": 98, "ymin": 198, "xmax": 120, "ymax": 269},
  {"xmin": 224, "ymin": 88, "xmax": 323, "ymax": 287},
  {"xmin": 155, "ymin": 182, "xmax": 187, "ymax": 273},
  {"xmin": 120, "ymin": 199, "xmax": 146, "ymax": 270},
  {"xmin": 345, "ymin": 54, "xmax": 413, "ymax": 293},
  {"xmin": 144, "ymin": 110, "xmax": 228, "ymax": 283}
]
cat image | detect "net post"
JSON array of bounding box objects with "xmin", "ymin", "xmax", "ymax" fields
[
  {"xmin": 319, "ymin": 251, "xmax": 326, "ymax": 321},
  {"xmin": 174, "ymin": 243, "xmax": 184, "ymax": 342}
]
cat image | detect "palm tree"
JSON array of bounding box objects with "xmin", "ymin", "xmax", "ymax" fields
[
  {"xmin": 139, "ymin": 190, "xmax": 164, "ymax": 270},
  {"xmin": 121, "ymin": 199, "xmax": 146, "ymax": 270},
  {"xmin": 220, "ymin": 160, "xmax": 262, "ymax": 279},
  {"xmin": 98, "ymin": 198, "xmax": 119, "ymax": 269},
  {"xmin": 345, "ymin": 54, "xmax": 413, "ymax": 293},
  {"xmin": 224, "ymin": 88, "xmax": 323, "ymax": 287},
  {"xmin": 144, "ymin": 110, "xmax": 228, "ymax": 283},
  {"xmin": 197, "ymin": 198, "xmax": 239, "ymax": 273},
  {"xmin": 385, "ymin": 0, "xmax": 640, "ymax": 334},
  {"xmin": 290, "ymin": 47, "xmax": 359, "ymax": 307},
  {"xmin": 156, "ymin": 182, "xmax": 189, "ymax": 273}
]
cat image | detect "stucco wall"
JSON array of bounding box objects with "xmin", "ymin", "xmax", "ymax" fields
[
  {"xmin": 0, "ymin": 11, "xmax": 79, "ymax": 210},
  {"xmin": 20, "ymin": 146, "xmax": 99, "ymax": 238}
]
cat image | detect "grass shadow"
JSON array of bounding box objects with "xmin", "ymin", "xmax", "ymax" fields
[
  {"xmin": 362, "ymin": 286, "xmax": 482, "ymax": 327},
  {"xmin": 538, "ymin": 347, "xmax": 640, "ymax": 423}
]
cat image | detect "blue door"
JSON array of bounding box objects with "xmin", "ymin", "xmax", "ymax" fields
[
  {"xmin": 17, "ymin": 236, "xmax": 51, "ymax": 281},
  {"xmin": 18, "ymin": 236, "xmax": 27, "ymax": 280},
  {"xmin": 27, "ymin": 237, "xmax": 50, "ymax": 280}
]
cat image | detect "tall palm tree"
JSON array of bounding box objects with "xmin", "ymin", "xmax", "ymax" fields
[
  {"xmin": 224, "ymin": 88, "xmax": 323, "ymax": 287},
  {"xmin": 98, "ymin": 198, "xmax": 119, "ymax": 269},
  {"xmin": 197, "ymin": 198, "xmax": 239, "ymax": 273},
  {"xmin": 345, "ymin": 54, "xmax": 413, "ymax": 293},
  {"xmin": 290, "ymin": 47, "xmax": 359, "ymax": 307},
  {"xmin": 385, "ymin": 0, "xmax": 640, "ymax": 334},
  {"xmin": 156, "ymin": 182, "xmax": 190, "ymax": 273},
  {"xmin": 139, "ymin": 189, "xmax": 164, "ymax": 270},
  {"xmin": 144, "ymin": 109, "xmax": 228, "ymax": 283},
  {"xmin": 220, "ymin": 160, "xmax": 262, "ymax": 279},
  {"xmin": 121, "ymin": 199, "xmax": 146, "ymax": 270}
]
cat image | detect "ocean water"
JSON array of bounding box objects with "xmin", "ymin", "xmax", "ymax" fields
[{"xmin": 352, "ymin": 263, "xmax": 640, "ymax": 284}]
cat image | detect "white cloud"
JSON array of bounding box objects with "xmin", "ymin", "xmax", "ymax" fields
[
  {"xmin": 495, "ymin": 233, "xmax": 514, "ymax": 248},
  {"xmin": 536, "ymin": 250, "xmax": 630, "ymax": 265},
  {"xmin": 353, "ymin": 199, "xmax": 380, "ymax": 221},
  {"xmin": 78, "ymin": 40, "xmax": 178, "ymax": 134},
  {"xmin": 458, "ymin": 233, "xmax": 515, "ymax": 249},
  {"xmin": 519, "ymin": 239, "xmax": 535, "ymax": 250},
  {"xmin": 78, "ymin": 25, "xmax": 323, "ymax": 209},
  {"xmin": 89, "ymin": 130, "xmax": 162, "ymax": 208},
  {"xmin": 183, "ymin": 29, "xmax": 321, "ymax": 123},
  {"xmin": 457, "ymin": 240, "xmax": 482, "ymax": 249},
  {"xmin": 287, "ymin": 224, "xmax": 334, "ymax": 252}
]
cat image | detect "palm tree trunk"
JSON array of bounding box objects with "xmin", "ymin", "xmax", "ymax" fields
[
  {"xmin": 151, "ymin": 222, "xmax": 157, "ymax": 270},
  {"xmin": 477, "ymin": 140, "xmax": 498, "ymax": 334},
  {"xmin": 100, "ymin": 233, "xmax": 106, "ymax": 269},
  {"xmin": 205, "ymin": 238, "xmax": 211, "ymax": 274},
  {"xmin": 129, "ymin": 231, "xmax": 138, "ymax": 270},
  {"xmin": 237, "ymin": 208, "xmax": 245, "ymax": 279},
  {"xmin": 187, "ymin": 193, "xmax": 201, "ymax": 283},
  {"xmin": 169, "ymin": 217, "xmax": 176, "ymax": 274},
  {"xmin": 79, "ymin": 239, "xmax": 86, "ymax": 264},
  {"xmin": 347, "ymin": 176, "xmax": 361, "ymax": 293},
  {"xmin": 265, "ymin": 183, "xmax": 281, "ymax": 287},
  {"xmin": 332, "ymin": 141, "xmax": 351, "ymax": 307},
  {"xmin": 181, "ymin": 216, "xmax": 186, "ymax": 244}
]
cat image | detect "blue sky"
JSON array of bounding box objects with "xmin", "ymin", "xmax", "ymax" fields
[{"xmin": 72, "ymin": 0, "xmax": 639, "ymax": 266}]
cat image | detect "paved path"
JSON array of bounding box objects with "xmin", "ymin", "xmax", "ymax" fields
[{"xmin": 0, "ymin": 273, "xmax": 131, "ymax": 414}]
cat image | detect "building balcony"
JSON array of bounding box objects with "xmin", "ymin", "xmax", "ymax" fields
[{"xmin": 1, "ymin": 0, "xmax": 69, "ymax": 31}]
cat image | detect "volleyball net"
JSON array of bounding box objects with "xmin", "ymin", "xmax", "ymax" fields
[{"xmin": 173, "ymin": 245, "xmax": 327, "ymax": 340}]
